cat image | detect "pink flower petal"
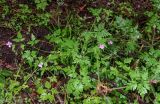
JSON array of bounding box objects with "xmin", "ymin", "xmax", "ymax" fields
[
  {"xmin": 99, "ymin": 44, "xmax": 105, "ymax": 49},
  {"xmin": 6, "ymin": 41, "xmax": 12, "ymax": 48},
  {"xmin": 108, "ymin": 40, "xmax": 113, "ymax": 45},
  {"xmin": 38, "ymin": 62, "xmax": 43, "ymax": 68}
]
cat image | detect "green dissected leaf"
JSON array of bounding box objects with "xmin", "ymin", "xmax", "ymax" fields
[
  {"xmin": 1, "ymin": 70, "xmax": 12, "ymax": 77},
  {"xmin": 155, "ymin": 93, "xmax": 160, "ymax": 103},
  {"xmin": 28, "ymin": 34, "xmax": 39, "ymax": 46},
  {"xmin": 22, "ymin": 50, "xmax": 37, "ymax": 66},
  {"xmin": 81, "ymin": 76, "xmax": 92, "ymax": 89},
  {"xmin": 63, "ymin": 66, "xmax": 77, "ymax": 78},
  {"xmin": 31, "ymin": 34, "xmax": 36, "ymax": 40},
  {"xmin": 151, "ymin": 0, "xmax": 160, "ymax": 10},
  {"xmin": 13, "ymin": 31, "xmax": 24, "ymax": 42},
  {"xmin": 9, "ymin": 80, "xmax": 20, "ymax": 90},
  {"xmin": 114, "ymin": 16, "xmax": 141, "ymax": 40},
  {"xmin": 35, "ymin": 0, "xmax": 50, "ymax": 10},
  {"xmin": 51, "ymin": 88, "xmax": 57, "ymax": 95},
  {"xmin": 47, "ymin": 54, "xmax": 58, "ymax": 62},
  {"xmin": 66, "ymin": 78, "xmax": 84, "ymax": 97},
  {"xmin": 125, "ymin": 41, "xmax": 137, "ymax": 52},
  {"xmin": 45, "ymin": 34, "xmax": 62, "ymax": 44},
  {"xmin": 83, "ymin": 96, "xmax": 105, "ymax": 104},
  {"xmin": 137, "ymin": 85, "xmax": 148, "ymax": 96},
  {"xmin": 115, "ymin": 61, "xmax": 130, "ymax": 71},
  {"xmin": 61, "ymin": 39, "xmax": 78, "ymax": 49},
  {"xmin": 114, "ymin": 16, "xmax": 131, "ymax": 29},
  {"xmin": 89, "ymin": 8, "xmax": 102, "ymax": 17},
  {"xmin": 0, "ymin": 76, "xmax": 5, "ymax": 83},
  {"xmin": 45, "ymin": 81, "xmax": 51, "ymax": 89},
  {"xmin": 54, "ymin": 29, "xmax": 61, "ymax": 36},
  {"xmin": 37, "ymin": 87, "xmax": 46, "ymax": 94},
  {"xmin": 124, "ymin": 58, "xmax": 132, "ymax": 64},
  {"xmin": 0, "ymin": 70, "xmax": 12, "ymax": 83},
  {"xmin": 81, "ymin": 31, "xmax": 93, "ymax": 42},
  {"xmin": 17, "ymin": 31, "xmax": 23, "ymax": 39},
  {"xmin": 128, "ymin": 69, "xmax": 150, "ymax": 96},
  {"xmin": 94, "ymin": 23, "xmax": 111, "ymax": 38},
  {"xmin": 46, "ymin": 93, "xmax": 54, "ymax": 102}
]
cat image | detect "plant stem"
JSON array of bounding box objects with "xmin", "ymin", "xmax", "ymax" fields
[{"xmin": 112, "ymin": 86, "xmax": 126, "ymax": 90}]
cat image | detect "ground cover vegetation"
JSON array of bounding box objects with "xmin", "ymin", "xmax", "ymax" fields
[{"xmin": 0, "ymin": 0, "xmax": 160, "ymax": 103}]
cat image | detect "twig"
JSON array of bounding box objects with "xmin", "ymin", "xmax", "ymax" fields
[
  {"xmin": 56, "ymin": 94, "xmax": 64, "ymax": 104},
  {"xmin": 138, "ymin": 44, "xmax": 144, "ymax": 52},
  {"xmin": 151, "ymin": 26, "xmax": 156, "ymax": 46},
  {"xmin": 112, "ymin": 86, "xmax": 126, "ymax": 90},
  {"xmin": 27, "ymin": 93, "xmax": 36, "ymax": 104}
]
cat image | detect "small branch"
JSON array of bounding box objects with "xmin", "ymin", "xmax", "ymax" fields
[
  {"xmin": 112, "ymin": 86, "xmax": 126, "ymax": 90},
  {"xmin": 151, "ymin": 27, "xmax": 156, "ymax": 46},
  {"xmin": 138, "ymin": 44, "xmax": 144, "ymax": 52},
  {"xmin": 56, "ymin": 94, "xmax": 64, "ymax": 104},
  {"xmin": 27, "ymin": 93, "xmax": 36, "ymax": 104}
]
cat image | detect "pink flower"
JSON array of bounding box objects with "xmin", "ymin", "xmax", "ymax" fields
[
  {"xmin": 108, "ymin": 40, "xmax": 113, "ymax": 45},
  {"xmin": 38, "ymin": 62, "xmax": 43, "ymax": 68},
  {"xmin": 99, "ymin": 44, "xmax": 105, "ymax": 49},
  {"xmin": 6, "ymin": 41, "xmax": 12, "ymax": 48}
]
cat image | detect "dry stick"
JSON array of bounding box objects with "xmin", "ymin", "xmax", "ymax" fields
[
  {"xmin": 32, "ymin": 45, "xmax": 54, "ymax": 54},
  {"xmin": 21, "ymin": 68, "xmax": 39, "ymax": 88},
  {"xmin": 56, "ymin": 94, "xmax": 64, "ymax": 104},
  {"xmin": 138, "ymin": 44, "xmax": 144, "ymax": 52},
  {"xmin": 111, "ymin": 86, "xmax": 126, "ymax": 91},
  {"xmin": 27, "ymin": 93, "xmax": 36, "ymax": 104},
  {"xmin": 155, "ymin": 36, "xmax": 160, "ymax": 40},
  {"xmin": 141, "ymin": 39, "xmax": 151, "ymax": 46},
  {"xmin": 151, "ymin": 27, "xmax": 156, "ymax": 46},
  {"xmin": 130, "ymin": 44, "xmax": 143, "ymax": 69}
]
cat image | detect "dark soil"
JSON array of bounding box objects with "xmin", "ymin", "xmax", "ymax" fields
[{"xmin": 0, "ymin": 27, "xmax": 17, "ymax": 70}]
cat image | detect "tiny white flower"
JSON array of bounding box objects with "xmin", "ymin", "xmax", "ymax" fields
[
  {"xmin": 6, "ymin": 41, "xmax": 12, "ymax": 48},
  {"xmin": 108, "ymin": 40, "xmax": 113, "ymax": 45},
  {"xmin": 38, "ymin": 62, "xmax": 43, "ymax": 68}
]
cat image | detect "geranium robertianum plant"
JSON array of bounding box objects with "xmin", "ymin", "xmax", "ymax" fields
[{"xmin": 0, "ymin": 0, "xmax": 160, "ymax": 104}]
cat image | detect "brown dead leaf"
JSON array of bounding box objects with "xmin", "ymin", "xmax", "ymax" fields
[{"xmin": 96, "ymin": 83, "xmax": 112, "ymax": 95}]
